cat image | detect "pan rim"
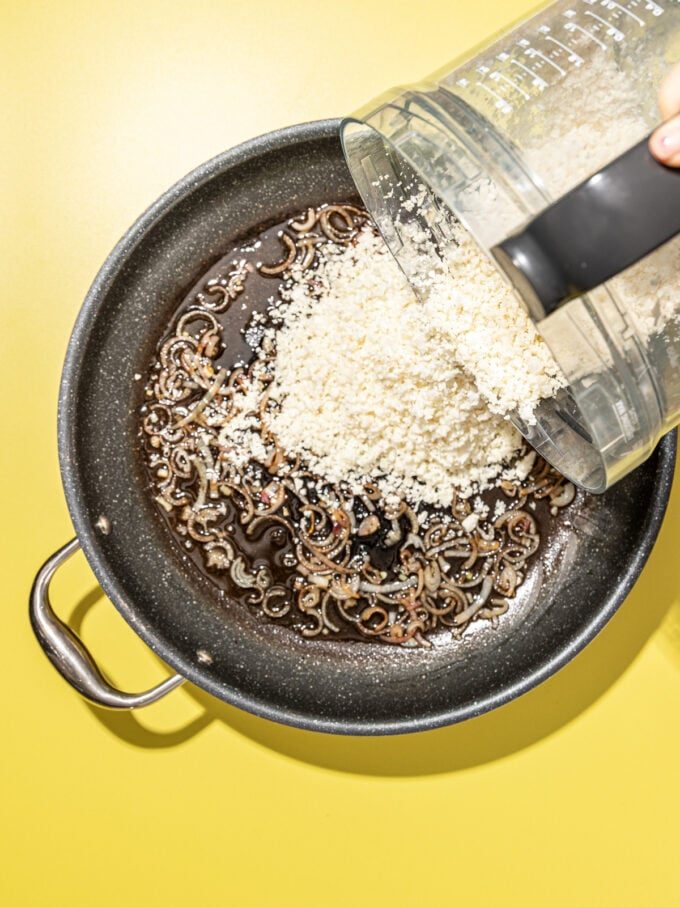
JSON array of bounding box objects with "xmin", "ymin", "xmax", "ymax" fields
[{"xmin": 58, "ymin": 118, "xmax": 677, "ymax": 735}]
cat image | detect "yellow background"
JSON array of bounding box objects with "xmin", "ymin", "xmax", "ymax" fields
[{"xmin": 2, "ymin": 1, "xmax": 680, "ymax": 904}]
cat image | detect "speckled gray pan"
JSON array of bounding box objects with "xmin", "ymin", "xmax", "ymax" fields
[{"xmin": 57, "ymin": 119, "xmax": 676, "ymax": 735}]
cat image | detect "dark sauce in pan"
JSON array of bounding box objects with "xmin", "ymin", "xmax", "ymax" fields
[{"xmin": 139, "ymin": 203, "xmax": 577, "ymax": 647}]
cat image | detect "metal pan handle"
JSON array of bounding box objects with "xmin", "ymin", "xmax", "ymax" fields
[{"xmin": 30, "ymin": 538, "xmax": 184, "ymax": 709}]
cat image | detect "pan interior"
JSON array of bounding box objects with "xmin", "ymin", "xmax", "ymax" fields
[{"xmin": 59, "ymin": 121, "xmax": 674, "ymax": 734}]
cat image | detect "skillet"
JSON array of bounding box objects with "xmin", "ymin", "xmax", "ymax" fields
[{"xmin": 30, "ymin": 119, "xmax": 676, "ymax": 734}]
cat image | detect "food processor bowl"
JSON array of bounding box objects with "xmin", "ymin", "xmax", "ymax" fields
[{"xmin": 342, "ymin": 0, "xmax": 680, "ymax": 491}]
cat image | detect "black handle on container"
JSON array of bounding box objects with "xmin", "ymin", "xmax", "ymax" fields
[{"xmin": 492, "ymin": 132, "xmax": 680, "ymax": 316}]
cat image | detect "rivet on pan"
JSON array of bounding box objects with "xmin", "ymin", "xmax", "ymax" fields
[
  {"xmin": 95, "ymin": 515, "xmax": 111, "ymax": 535},
  {"xmin": 196, "ymin": 649, "xmax": 213, "ymax": 665}
]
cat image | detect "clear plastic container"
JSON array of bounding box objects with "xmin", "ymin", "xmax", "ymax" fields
[{"xmin": 341, "ymin": 0, "xmax": 680, "ymax": 492}]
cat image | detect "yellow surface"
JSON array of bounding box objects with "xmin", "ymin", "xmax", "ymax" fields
[{"xmin": 2, "ymin": 1, "xmax": 680, "ymax": 904}]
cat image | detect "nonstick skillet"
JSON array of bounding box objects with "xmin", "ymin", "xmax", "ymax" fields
[{"xmin": 30, "ymin": 119, "xmax": 676, "ymax": 735}]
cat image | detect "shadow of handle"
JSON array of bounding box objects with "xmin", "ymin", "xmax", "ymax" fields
[{"xmin": 30, "ymin": 538, "xmax": 185, "ymax": 709}]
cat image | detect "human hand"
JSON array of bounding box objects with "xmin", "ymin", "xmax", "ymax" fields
[{"xmin": 649, "ymin": 63, "xmax": 680, "ymax": 166}]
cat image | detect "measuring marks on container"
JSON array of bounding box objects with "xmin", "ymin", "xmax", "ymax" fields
[{"xmin": 452, "ymin": 0, "xmax": 670, "ymax": 115}]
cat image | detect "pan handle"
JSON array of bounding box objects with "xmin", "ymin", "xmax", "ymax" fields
[{"xmin": 30, "ymin": 538, "xmax": 185, "ymax": 709}]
